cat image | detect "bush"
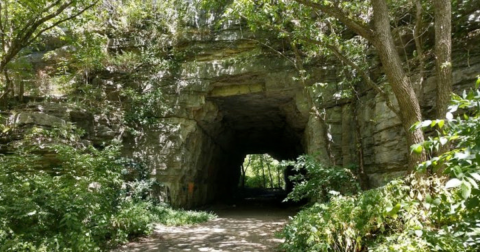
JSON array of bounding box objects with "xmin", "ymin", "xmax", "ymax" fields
[
  {"xmin": 0, "ymin": 140, "xmax": 124, "ymax": 251},
  {"xmin": 0, "ymin": 125, "xmax": 216, "ymax": 251},
  {"xmin": 414, "ymin": 87, "xmax": 480, "ymax": 248},
  {"xmin": 150, "ymin": 205, "xmax": 216, "ymax": 226},
  {"xmin": 282, "ymin": 155, "xmax": 360, "ymax": 202},
  {"xmin": 282, "ymin": 175, "xmax": 447, "ymax": 252},
  {"xmin": 282, "ymin": 82, "xmax": 480, "ymax": 251}
]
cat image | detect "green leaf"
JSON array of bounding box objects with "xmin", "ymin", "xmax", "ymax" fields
[
  {"xmin": 439, "ymin": 137, "xmax": 448, "ymax": 146},
  {"xmin": 461, "ymin": 183, "xmax": 471, "ymax": 199},
  {"xmin": 445, "ymin": 178, "xmax": 462, "ymax": 188},
  {"xmin": 414, "ymin": 230, "xmax": 423, "ymax": 237},
  {"xmin": 421, "ymin": 120, "xmax": 432, "ymax": 128},
  {"xmin": 438, "ymin": 120, "xmax": 445, "ymax": 129},
  {"xmin": 411, "ymin": 144, "xmax": 423, "ymax": 154},
  {"xmin": 466, "ymin": 177, "xmax": 478, "ymax": 189},
  {"xmin": 446, "ymin": 112, "xmax": 454, "ymax": 121},
  {"xmin": 386, "ymin": 203, "xmax": 401, "ymax": 217},
  {"xmin": 471, "ymin": 173, "xmax": 480, "ymax": 181},
  {"xmin": 425, "ymin": 193, "xmax": 432, "ymax": 202}
]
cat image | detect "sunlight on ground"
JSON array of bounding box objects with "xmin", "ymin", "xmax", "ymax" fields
[{"xmin": 115, "ymin": 206, "xmax": 293, "ymax": 252}]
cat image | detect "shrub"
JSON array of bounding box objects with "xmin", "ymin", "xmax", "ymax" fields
[
  {"xmin": 282, "ymin": 81, "xmax": 480, "ymax": 251},
  {"xmin": 282, "ymin": 175, "xmax": 448, "ymax": 252},
  {"xmin": 0, "ymin": 141, "xmax": 124, "ymax": 251},
  {"xmin": 282, "ymin": 155, "xmax": 360, "ymax": 202},
  {"xmin": 150, "ymin": 205, "xmax": 216, "ymax": 226},
  {"xmin": 0, "ymin": 125, "xmax": 216, "ymax": 251}
]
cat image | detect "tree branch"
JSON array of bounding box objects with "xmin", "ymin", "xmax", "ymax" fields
[
  {"xmin": 413, "ymin": 0, "xmax": 425, "ymax": 77},
  {"xmin": 243, "ymin": 38, "xmax": 297, "ymax": 67},
  {"xmin": 15, "ymin": 1, "xmax": 72, "ymax": 47},
  {"xmin": 294, "ymin": 0, "xmax": 375, "ymax": 43},
  {"xmin": 0, "ymin": 1, "xmax": 98, "ymax": 73},
  {"xmin": 0, "ymin": 1, "xmax": 4, "ymax": 53},
  {"xmin": 27, "ymin": 1, "xmax": 99, "ymax": 45},
  {"xmin": 301, "ymin": 36, "xmax": 400, "ymax": 116}
]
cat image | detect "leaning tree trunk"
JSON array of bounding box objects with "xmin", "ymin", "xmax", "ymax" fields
[
  {"xmin": 434, "ymin": 0, "xmax": 452, "ymax": 174},
  {"xmin": 371, "ymin": 0, "xmax": 427, "ymax": 170}
]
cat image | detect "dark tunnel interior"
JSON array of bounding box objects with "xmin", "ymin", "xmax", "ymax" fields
[{"xmin": 195, "ymin": 89, "xmax": 307, "ymax": 206}]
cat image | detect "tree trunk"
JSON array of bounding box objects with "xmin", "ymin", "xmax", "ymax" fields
[
  {"xmin": 242, "ymin": 156, "xmax": 251, "ymax": 189},
  {"xmin": 434, "ymin": 0, "xmax": 452, "ymax": 120},
  {"xmin": 19, "ymin": 80, "xmax": 24, "ymax": 102},
  {"xmin": 260, "ymin": 155, "xmax": 266, "ymax": 188},
  {"xmin": 265, "ymin": 156, "xmax": 274, "ymax": 188},
  {"xmin": 352, "ymin": 94, "xmax": 369, "ymax": 189},
  {"xmin": 434, "ymin": 0, "xmax": 452, "ymax": 174},
  {"xmin": 277, "ymin": 166, "xmax": 282, "ymax": 188},
  {"xmin": 371, "ymin": 0, "xmax": 426, "ymax": 170}
]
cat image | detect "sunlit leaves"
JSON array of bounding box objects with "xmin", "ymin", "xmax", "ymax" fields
[
  {"xmin": 445, "ymin": 178, "xmax": 462, "ymax": 188},
  {"xmin": 411, "ymin": 143, "xmax": 423, "ymax": 154},
  {"xmin": 282, "ymin": 154, "xmax": 360, "ymax": 202},
  {"xmin": 211, "ymin": 0, "xmax": 373, "ymax": 97}
]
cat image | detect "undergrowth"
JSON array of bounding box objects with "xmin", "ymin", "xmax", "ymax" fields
[
  {"xmin": 282, "ymin": 83, "xmax": 480, "ymax": 251},
  {"xmin": 0, "ymin": 125, "xmax": 215, "ymax": 251}
]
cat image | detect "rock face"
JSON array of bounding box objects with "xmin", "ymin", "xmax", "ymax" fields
[
  {"xmin": 119, "ymin": 23, "xmax": 480, "ymax": 208},
  {"xmin": 2, "ymin": 22, "xmax": 480, "ymax": 208},
  {"xmin": 121, "ymin": 27, "xmax": 311, "ymax": 207}
]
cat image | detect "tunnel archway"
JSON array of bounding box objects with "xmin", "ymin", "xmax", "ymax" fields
[{"xmin": 190, "ymin": 75, "xmax": 308, "ymax": 207}]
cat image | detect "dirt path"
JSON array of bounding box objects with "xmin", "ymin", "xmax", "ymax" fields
[{"xmin": 115, "ymin": 202, "xmax": 297, "ymax": 252}]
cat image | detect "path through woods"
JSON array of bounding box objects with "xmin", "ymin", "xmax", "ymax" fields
[{"xmin": 115, "ymin": 202, "xmax": 297, "ymax": 252}]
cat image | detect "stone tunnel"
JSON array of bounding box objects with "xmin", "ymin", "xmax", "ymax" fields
[
  {"xmin": 118, "ymin": 24, "xmax": 480, "ymax": 209},
  {"xmin": 0, "ymin": 8, "xmax": 478, "ymax": 211},
  {"xmin": 120, "ymin": 40, "xmax": 389, "ymax": 208},
  {"xmin": 122, "ymin": 53, "xmax": 314, "ymax": 208}
]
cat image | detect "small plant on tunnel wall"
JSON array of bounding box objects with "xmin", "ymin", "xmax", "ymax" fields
[
  {"xmin": 282, "ymin": 154, "xmax": 360, "ymax": 203},
  {"xmin": 122, "ymin": 86, "xmax": 169, "ymax": 127}
]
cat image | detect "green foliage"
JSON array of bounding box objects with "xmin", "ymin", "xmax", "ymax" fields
[
  {"xmin": 282, "ymin": 174, "xmax": 466, "ymax": 252},
  {"xmin": 0, "ymin": 125, "xmax": 215, "ymax": 251},
  {"xmin": 0, "ymin": 0, "xmax": 98, "ymax": 99},
  {"xmin": 241, "ymin": 154, "xmax": 285, "ymax": 189},
  {"xmin": 206, "ymin": 0, "xmax": 378, "ymax": 99},
  {"xmin": 149, "ymin": 204, "xmax": 216, "ymax": 226},
  {"xmin": 0, "ymin": 136, "xmax": 124, "ymax": 250},
  {"xmin": 283, "ymin": 155, "xmax": 360, "ymax": 202},
  {"xmin": 413, "ymin": 86, "xmax": 480, "ymax": 248},
  {"xmin": 282, "ymin": 82, "xmax": 480, "ymax": 251},
  {"xmin": 121, "ymin": 85, "xmax": 168, "ymax": 127}
]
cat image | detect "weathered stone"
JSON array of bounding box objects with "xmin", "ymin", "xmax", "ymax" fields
[
  {"xmin": 368, "ymin": 171, "xmax": 407, "ymax": 188},
  {"xmin": 4, "ymin": 17, "xmax": 479, "ymax": 209},
  {"xmin": 10, "ymin": 112, "xmax": 65, "ymax": 127}
]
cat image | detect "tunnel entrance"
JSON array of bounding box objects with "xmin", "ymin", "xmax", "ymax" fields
[
  {"xmin": 189, "ymin": 74, "xmax": 308, "ymax": 207},
  {"xmin": 237, "ymin": 154, "xmax": 287, "ymax": 203}
]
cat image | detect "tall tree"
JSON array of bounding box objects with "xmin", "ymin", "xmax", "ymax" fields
[
  {"xmin": 264, "ymin": 154, "xmax": 274, "ymax": 188},
  {"xmin": 434, "ymin": 0, "xmax": 452, "ymax": 121},
  {"xmin": 292, "ymin": 0, "xmax": 427, "ymax": 169},
  {"xmin": 369, "ymin": 0, "xmax": 426, "ymax": 169},
  {"xmin": 433, "ymin": 0, "xmax": 452, "ymax": 173}
]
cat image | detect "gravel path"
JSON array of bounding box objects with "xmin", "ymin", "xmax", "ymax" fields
[{"xmin": 114, "ymin": 202, "xmax": 297, "ymax": 252}]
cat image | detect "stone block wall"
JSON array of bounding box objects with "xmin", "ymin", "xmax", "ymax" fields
[{"xmin": 2, "ymin": 21, "xmax": 480, "ymax": 208}]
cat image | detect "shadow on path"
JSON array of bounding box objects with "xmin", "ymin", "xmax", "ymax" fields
[{"xmin": 114, "ymin": 202, "xmax": 297, "ymax": 252}]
